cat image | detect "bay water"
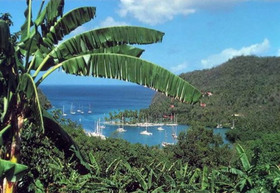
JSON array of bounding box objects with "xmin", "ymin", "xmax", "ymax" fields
[{"xmin": 40, "ymin": 85, "xmax": 228, "ymax": 146}]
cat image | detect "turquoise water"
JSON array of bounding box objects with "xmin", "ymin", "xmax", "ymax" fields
[{"xmin": 40, "ymin": 85, "xmax": 228, "ymax": 146}]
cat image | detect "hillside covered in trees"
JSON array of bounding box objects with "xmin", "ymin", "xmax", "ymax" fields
[{"xmin": 148, "ymin": 56, "xmax": 280, "ymax": 128}]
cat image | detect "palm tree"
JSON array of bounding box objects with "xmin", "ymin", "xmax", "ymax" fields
[{"xmin": 0, "ymin": 0, "xmax": 201, "ymax": 191}]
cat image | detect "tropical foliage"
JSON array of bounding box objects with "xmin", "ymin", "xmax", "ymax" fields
[
  {"xmin": 0, "ymin": 0, "xmax": 202, "ymax": 191},
  {"xmin": 18, "ymin": 114, "xmax": 280, "ymax": 192}
]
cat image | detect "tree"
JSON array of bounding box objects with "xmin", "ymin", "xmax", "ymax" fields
[
  {"xmin": 0, "ymin": 0, "xmax": 202, "ymax": 192},
  {"xmin": 173, "ymin": 125, "xmax": 231, "ymax": 168}
]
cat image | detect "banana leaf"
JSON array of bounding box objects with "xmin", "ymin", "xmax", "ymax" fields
[
  {"xmin": 236, "ymin": 144, "xmax": 251, "ymax": 171},
  {"xmin": 20, "ymin": 0, "xmax": 32, "ymax": 42},
  {"xmin": 34, "ymin": 45, "xmax": 144, "ymax": 71},
  {"xmin": 51, "ymin": 26, "xmax": 164, "ymax": 60},
  {"xmin": 33, "ymin": 26, "xmax": 163, "ymax": 71},
  {"xmin": 56, "ymin": 53, "xmax": 201, "ymax": 103},
  {"xmin": 0, "ymin": 159, "xmax": 28, "ymax": 182},
  {"xmin": 17, "ymin": 73, "xmax": 44, "ymax": 131},
  {"xmin": 43, "ymin": 6, "xmax": 96, "ymax": 48},
  {"xmin": 34, "ymin": 0, "xmax": 64, "ymax": 33}
]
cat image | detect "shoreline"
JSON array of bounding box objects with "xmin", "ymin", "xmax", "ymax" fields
[{"xmin": 104, "ymin": 121, "xmax": 178, "ymax": 127}]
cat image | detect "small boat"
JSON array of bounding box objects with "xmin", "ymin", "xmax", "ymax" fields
[
  {"xmin": 140, "ymin": 124, "xmax": 152, "ymax": 135},
  {"xmin": 88, "ymin": 119, "xmax": 106, "ymax": 140},
  {"xmin": 77, "ymin": 104, "xmax": 82, "ymax": 113},
  {"xmin": 70, "ymin": 103, "xmax": 76, "ymax": 115},
  {"xmin": 88, "ymin": 104, "xmax": 92, "ymax": 114},
  {"xmin": 161, "ymin": 142, "xmax": 174, "ymax": 147},
  {"xmin": 62, "ymin": 106, "xmax": 67, "ymax": 117},
  {"xmin": 157, "ymin": 127, "xmax": 164, "ymax": 131},
  {"xmin": 116, "ymin": 116, "xmax": 126, "ymax": 132},
  {"xmin": 140, "ymin": 130, "xmax": 153, "ymax": 135},
  {"xmin": 162, "ymin": 130, "xmax": 174, "ymax": 147},
  {"xmin": 116, "ymin": 127, "xmax": 126, "ymax": 132}
]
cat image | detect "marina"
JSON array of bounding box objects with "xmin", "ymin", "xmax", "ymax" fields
[{"xmin": 41, "ymin": 85, "xmax": 229, "ymax": 146}]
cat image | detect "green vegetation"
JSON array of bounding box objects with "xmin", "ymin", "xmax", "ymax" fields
[
  {"xmin": 18, "ymin": 114, "xmax": 280, "ymax": 192},
  {"xmin": 103, "ymin": 56, "xmax": 280, "ymax": 192},
  {"xmin": 0, "ymin": 0, "xmax": 201, "ymax": 192},
  {"xmin": 1, "ymin": 0, "xmax": 279, "ymax": 192}
]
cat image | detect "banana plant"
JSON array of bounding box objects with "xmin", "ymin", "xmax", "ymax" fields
[{"xmin": 0, "ymin": 0, "xmax": 202, "ymax": 192}]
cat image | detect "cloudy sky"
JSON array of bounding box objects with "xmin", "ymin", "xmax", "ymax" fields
[{"xmin": 2, "ymin": 0, "xmax": 280, "ymax": 85}]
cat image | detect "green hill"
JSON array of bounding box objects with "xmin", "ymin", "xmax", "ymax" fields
[{"xmin": 148, "ymin": 56, "xmax": 280, "ymax": 135}]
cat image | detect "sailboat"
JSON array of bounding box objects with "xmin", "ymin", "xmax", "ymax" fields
[
  {"xmin": 77, "ymin": 104, "xmax": 81, "ymax": 113},
  {"xmin": 171, "ymin": 115, "xmax": 178, "ymax": 139},
  {"xmin": 162, "ymin": 130, "xmax": 174, "ymax": 147},
  {"xmin": 171, "ymin": 125, "xmax": 178, "ymax": 140},
  {"xmin": 88, "ymin": 119, "xmax": 106, "ymax": 140},
  {"xmin": 140, "ymin": 123, "xmax": 152, "ymax": 136},
  {"xmin": 70, "ymin": 103, "xmax": 76, "ymax": 115},
  {"xmin": 88, "ymin": 104, "xmax": 92, "ymax": 114},
  {"xmin": 116, "ymin": 117, "xmax": 126, "ymax": 132},
  {"xmin": 62, "ymin": 106, "xmax": 67, "ymax": 117},
  {"xmin": 80, "ymin": 107, "xmax": 84, "ymax": 114}
]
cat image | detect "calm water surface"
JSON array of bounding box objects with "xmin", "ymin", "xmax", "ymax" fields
[{"xmin": 40, "ymin": 85, "xmax": 229, "ymax": 146}]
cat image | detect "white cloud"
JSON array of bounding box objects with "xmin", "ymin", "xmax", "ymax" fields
[
  {"xmin": 201, "ymin": 38, "xmax": 270, "ymax": 68},
  {"xmin": 100, "ymin": 17, "xmax": 129, "ymax": 28},
  {"xmin": 118, "ymin": 0, "xmax": 246, "ymax": 25},
  {"xmin": 170, "ymin": 62, "xmax": 188, "ymax": 74}
]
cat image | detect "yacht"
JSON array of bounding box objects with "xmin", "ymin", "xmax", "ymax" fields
[
  {"xmin": 88, "ymin": 119, "xmax": 106, "ymax": 140},
  {"xmin": 70, "ymin": 103, "xmax": 76, "ymax": 115},
  {"xmin": 88, "ymin": 104, "xmax": 92, "ymax": 114},
  {"xmin": 116, "ymin": 127, "xmax": 126, "ymax": 132},
  {"xmin": 140, "ymin": 124, "xmax": 152, "ymax": 135},
  {"xmin": 116, "ymin": 117, "xmax": 126, "ymax": 132},
  {"xmin": 62, "ymin": 106, "xmax": 67, "ymax": 117},
  {"xmin": 161, "ymin": 142, "xmax": 174, "ymax": 147}
]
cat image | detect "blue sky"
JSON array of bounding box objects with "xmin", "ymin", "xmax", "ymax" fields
[{"xmin": 1, "ymin": 0, "xmax": 280, "ymax": 85}]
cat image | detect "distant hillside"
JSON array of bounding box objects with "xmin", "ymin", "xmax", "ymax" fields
[{"xmin": 148, "ymin": 56, "xmax": 280, "ymax": 131}]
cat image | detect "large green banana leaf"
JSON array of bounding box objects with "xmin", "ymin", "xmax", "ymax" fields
[
  {"xmin": 33, "ymin": 45, "xmax": 144, "ymax": 72},
  {"xmin": 33, "ymin": 27, "xmax": 164, "ymax": 72},
  {"xmin": 34, "ymin": 0, "xmax": 65, "ymax": 32},
  {"xmin": 51, "ymin": 26, "xmax": 164, "ymax": 59},
  {"xmin": 0, "ymin": 159, "xmax": 28, "ymax": 182},
  {"xmin": 43, "ymin": 7, "xmax": 96, "ymax": 48},
  {"xmin": 40, "ymin": 53, "xmax": 201, "ymax": 103}
]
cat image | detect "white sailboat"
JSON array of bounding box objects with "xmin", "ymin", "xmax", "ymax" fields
[
  {"xmin": 161, "ymin": 130, "xmax": 174, "ymax": 147},
  {"xmin": 140, "ymin": 124, "xmax": 152, "ymax": 135},
  {"xmin": 171, "ymin": 124, "xmax": 178, "ymax": 139},
  {"xmin": 88, "ymin": 104, "xmax": 92, "ymax": 114},
  {"xmin": 80, "ymin": 105, "xmax": 84, "ymax": 114},
  {"xmin": 88, "ymin": 119, "xmax": 106, "ymax": 140},
  {"xmin": 70, "ymin": 103, "xmax": 76, "ymax": 115},
  {"xmin": 77, "ymin": 104, "xmax": 81, "ymax": 113},
  {"xmin": 116, "ymin": 117, "xmax": 126, "ymax": 132},
  {"xmin": 62, "ymin": 106, "xmax": 67, "ymax": 117}
]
